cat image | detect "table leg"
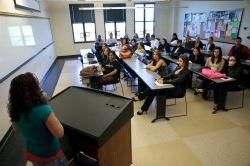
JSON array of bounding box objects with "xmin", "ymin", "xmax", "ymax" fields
[{"xmin": 152, "ymin": 95, "xmax": 169, "ymax": 123}]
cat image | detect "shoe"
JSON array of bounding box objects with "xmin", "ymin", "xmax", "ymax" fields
[
  {"xmin": 212, "ymin": 105, "xmax": 218, "ymax": 114},
  {"xmin": 194, "ymin": 88, "xmax": 203, "ymax": 95},
  {"xmin": 137, "ymin": 110, "xmax": 147, "ymax": 115},
  {"xmin": 132, "ymin": 96, "xmax": 139, "ymax": 101}
]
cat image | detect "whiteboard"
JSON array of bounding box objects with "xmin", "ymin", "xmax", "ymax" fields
[{"xmin": 0, "ymin": 15, "xmax": 53, "ymax": 81}]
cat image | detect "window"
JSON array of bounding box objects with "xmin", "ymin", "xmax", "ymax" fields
[
  {"xmin": 135, "ymin": 4, "xmax": 155, "ymax": 38},
  {"xmin": 69, "ymin": 4, "xmax": 96, "ymax": 43},
  {"xmin": 104, "ymin": 4, "xmax": 126, "ymax": 40},
  {"xmin": 8, "ymin": 25, "xmax": 35, "ymax": 46}
]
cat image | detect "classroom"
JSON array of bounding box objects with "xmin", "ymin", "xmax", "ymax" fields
[{"xmin": 0, "ymin": 0, "xmax": 250, "ymax": 165}]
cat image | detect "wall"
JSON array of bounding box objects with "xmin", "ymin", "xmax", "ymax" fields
[
  {"xmin": 47, "ymin": 1, "xmax": 174, "ymax": 57},
  {"xmin": 0, "ymin": 0, "xmax": 56, "ymax": 142},
  {"xmin": 177, "ymin": 0, "xmax": 250, "ymax": 55}
]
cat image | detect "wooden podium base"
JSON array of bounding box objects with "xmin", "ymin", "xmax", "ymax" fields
[{"xmin": 98, "ymin": 121, "xmax": 132, "ymax": 166}]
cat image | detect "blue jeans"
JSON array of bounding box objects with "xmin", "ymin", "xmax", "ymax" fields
[{"xmin": 32, "ymin": 156, "xmax": 68, "ymax": 166}]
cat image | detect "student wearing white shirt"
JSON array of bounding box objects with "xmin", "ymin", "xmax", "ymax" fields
[
  {"xmin": 106, "ymin": 32, "xmax": 117, "ymax": 46},
  {"xmin": 150, "ymin": 34, "xmax": 159, "ymax": 49}
]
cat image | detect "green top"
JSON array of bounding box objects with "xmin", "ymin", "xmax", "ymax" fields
[{"xmin": 16, "ymin": 104, "xmax": 61, "ymax": 158}]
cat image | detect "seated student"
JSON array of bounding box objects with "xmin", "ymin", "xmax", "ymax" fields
[
  {"xmin": 150, "ymin": 34, "xmax": 159, "ymax": 50},
  {"xmin": 147, "ymin": 50, "xmax": 168, "ymax": 76},
  {"xmin": 144, "ymin": 33, "xmax": 151, "ymax": 46},
  {"xmin": 130, "ymin": 39, "xmax": 137, "ymax": 53},
  {"xmin": 170, "ymin": 33, "xmax": 179, "ymax": 46},
  {"xmin": 158, "ymin": 38, "xmax": 171, "ymax": 53},
  {"xmin": 95, "ymin": 43, "xmax": 107, "ymax": 62},
  {"xmin": 106, "ymin": 32, "xmax": 117, "ymax": 46},
  {"xmin": 133, "ymin": 42, "xmax": 146, "ymax": 56},
  {"xmin": 95, "ymin": 34, "xmax": 104, "ymax": 53},
  {"xmin": 8, "ymin": 73, "xmax": 67, "ymax": 165},
  {"xmin": 212, "ymin": 56, "xmax": 242, "ymax": 114},
  {"xmin": 195, "ymin": 47, "xmax": 226, "ymax": 98},
  {"xmin": 120, "ymin": 37, "xmax": 129, "ymax": 48},
  {"xmin": 132, "ymin": 50, "xmax": 168, "ymax": 101},
  {"xmin": 100, "ymin": 46, "xmax": 110, "ymax": 65},
  {"xmin": 137, "ymin": 55, "xmax": 190, "ymax": 115},
  {"xmin": 133, "ymin": 33, "xmax": 139, "ymax": 41},
  {"xmin": 171, "ymin": 40, "xmax": 185, "ymax": 58},
  {"xmin": 189, "ymin": 47, "xmax": 205, "ymax": 66},
  {"xmin": 206, "ymin": 36, "xmax": 215, "ymax": 52},
  {"xmin": 119, "ymin": 42, "xmax": 132, "ymax": 59},
  {"xmin": 194, "ymin": 37, "xmax": 204, "ymax": 49},
  {"xmin": 227, "ymin": 37, "xmax": 250, "ymax": 60},
  {"xmin": 95, "ymin": 51, "xmax": 121, "ymax": 89},
  {"xmin": 124, "ymin": 34, "xmax": 130, "ymax": 42},
  {"xmin": 183, "ymin": 35, "xmax": 194, "ymax": 53}
]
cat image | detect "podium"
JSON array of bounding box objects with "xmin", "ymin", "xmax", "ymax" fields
[{"xmin": 49, "ymin": 86, "xmax": 133, "ymax": 166}]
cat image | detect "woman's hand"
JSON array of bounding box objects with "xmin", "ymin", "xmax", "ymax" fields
[{"xmin": 157, "ymin": 78, "xmax": 163, "ymax": 84}]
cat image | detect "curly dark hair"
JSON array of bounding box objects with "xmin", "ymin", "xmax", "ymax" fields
[{"xmin": 8, "ymin": 72, "xmax": 48, "ymax": 122}]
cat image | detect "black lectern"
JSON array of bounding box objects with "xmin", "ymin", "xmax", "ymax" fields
[{"xmin": 49, "ymin": 86, "xmax": 133, "ymax": 166}]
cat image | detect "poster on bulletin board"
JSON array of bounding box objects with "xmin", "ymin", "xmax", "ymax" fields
[{"xmin": 183, "ymin": 8, "xmax": 244, "ymax": 43}]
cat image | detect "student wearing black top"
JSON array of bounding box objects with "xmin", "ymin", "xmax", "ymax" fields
[
  {"xmin": 213, "ymin": 56, "xmax": 242, "ymax": 114},
  {"xmin": 206, "ymin": 36, "xmax": 215, "ymax": 52},
  {"xmin": 170, "ymin": 33, "xmax": 178, "ymax": 42},
  {"xmin": 97, "ymin": 51, "xmax": 121, "ymax": 89},
  {"xmin": 158, "ymin": 38, "xmax": 171, "ymax": 53},
  {"xmin": 130, "ymin": 39, "xmax": 137, "ymax": 53},
  {"xmin": 194, "ymin": 37, "xmax": 204, "ymax": 49},
  {"xmin": 144, "ymin": 33, "xmax": 151, "ymax": 46},
  {"xmin": 137, "ymin": 55, "xmax": 190, "ymax": 115},
  {"xmin": 189, "ymin": 47, "xmax": 205, "ymax": 66},
  {"xmin": 171, "ymin": 40, "xmax": 185, "ymax": 58}
]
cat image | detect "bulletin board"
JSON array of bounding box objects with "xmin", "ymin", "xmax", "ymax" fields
[{"xmin": 183, "ymin": 8, "xmax": 244, "ymax": 43}]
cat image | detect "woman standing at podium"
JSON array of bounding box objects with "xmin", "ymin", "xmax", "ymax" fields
[{"xmin": 8, "ymin": 72, "xmax": 68, "ymax": 166}]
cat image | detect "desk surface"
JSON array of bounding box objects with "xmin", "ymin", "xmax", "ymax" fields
[
  {"xmin": 122, "ymin": 56, "xmax": 174, "ymax": 90},
  {"xmin": 189, "ymin": 63, "xmax": 236, "ymax": 84},
  {"xmin": 50, "ymin": 86, "xmax": 133, "ymax": 146}
]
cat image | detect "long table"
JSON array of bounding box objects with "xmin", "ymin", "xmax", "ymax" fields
[{"xmin": 117, "ymin": 53, "xmax": 174, "ymax": 122}]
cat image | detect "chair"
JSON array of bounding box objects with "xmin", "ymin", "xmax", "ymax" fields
[
  {"xmin": 103, "ymin": 71, "xmax": 124, "ymax": 96},
  {"xmin": 165, "ymin": 75, "xmax": 190, "ymax": 118},
  {"xmin": 165, "ymin": 90, "xmax": 188, "ymax": 118},
  {"xmin": 226, "ymin": 83, "xmax": 245, "ymax": 110}
]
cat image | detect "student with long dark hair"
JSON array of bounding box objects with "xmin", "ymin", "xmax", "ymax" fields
[
  {"xmin": 8, "ymin": 72, "xmax": 67, "ymax": 166},
  {"xmin": 158, "ymin": 38, "xmax": 171, "ymax": 53},
  {"xmin": 189, "ymin": 47, "xmax": 205, "ymax": 66},
  {"xmin": 137, "ymin": 55, "xmax": 190, "ymax": 115},
  {"xmin": 213, "ymin": 56, "xmax": 242, "ymax": 114},
  {"xmin": 195, "ymin": 47, "xmax": 225, "ymax": 98},
  {"xmin": 132, "ymin": 50, "xmax": 167, "ymax": 101}
]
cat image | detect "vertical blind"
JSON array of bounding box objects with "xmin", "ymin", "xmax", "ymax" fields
[
  {"xmin": 103, "ymin": 4, "xmax": 126, "ymax": 22},
  {"xmin": 69, "ymin": 4, "xmax": 95, "ymax": 23}
]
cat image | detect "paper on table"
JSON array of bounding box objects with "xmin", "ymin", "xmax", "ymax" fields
[{"xmin": 155, "ymin": 81, "xmax": 172, "ymax": 87}]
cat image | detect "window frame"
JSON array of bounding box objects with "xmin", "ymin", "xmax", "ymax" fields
[
  {"xmin": 69, "ymin": 4, "xmax": 97, "ymax": 44},
  {"xmin": 104, "ymin": 21, "xmax": 126, "ymax": 40},
  {"xmin": 134, "ymin": 3, "xmax": 155, "ymax": 38}
]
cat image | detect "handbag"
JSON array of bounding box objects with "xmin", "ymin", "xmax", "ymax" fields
[
  {"xmin": 201, "ymin": 68, "xmax": 225, "ymax": 79},
  {"xmin": 80, "ymin": 66, "xmax": 98, "ymax": 77}
]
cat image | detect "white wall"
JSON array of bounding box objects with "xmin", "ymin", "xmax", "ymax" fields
[
  {"xmin": 177, "ymin": 0, "xmax": 250, "ymax": 55},
  {"xmin": 0, "ymin": 0, "xmax": 56, "ymax": 141}
]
